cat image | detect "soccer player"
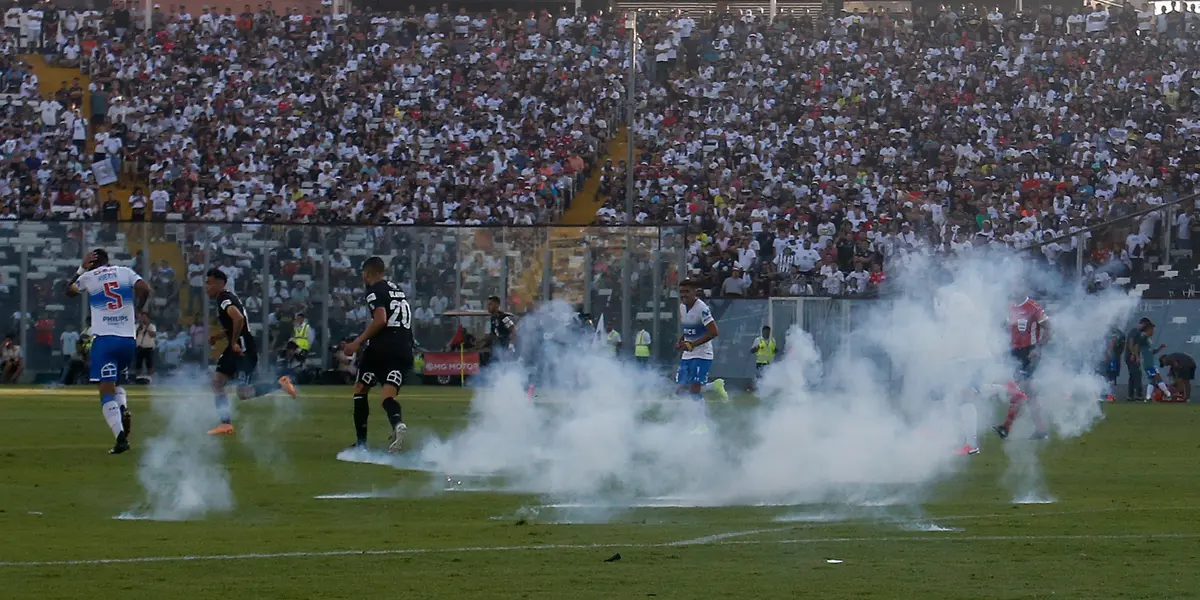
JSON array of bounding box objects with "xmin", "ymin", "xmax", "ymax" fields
[
  {"xmin": 676, "ymin": 280, "xmax": 728, "ymax": 433},
  {"xmin": 205, "ymin": 269, "xmax": 296, "ymax": 435},
  {"xmin": 1130, "ymin": 319, "xmax": 1170, "ymax": 402},
  {"xmin": 1103, "ymin": 324, "xmax": 1126, "ymax": 402},
  {"xmin": 1159, "ymin": 352, "xmax": 1194, "ymax": 402},
  {"xmin": 66, "ymin": 249, "xmax": 151, "ymax": 454},
  {"xmin": 342, "ymin": 257, "xmax": 414, "ymax": 452},
  {"xmin": 995, "ymin": 289, "xmax": 1049, "ymax": 440},
  {"xmin": 485, "ymin": 295, "xmax": 516, "ymax": 359}
]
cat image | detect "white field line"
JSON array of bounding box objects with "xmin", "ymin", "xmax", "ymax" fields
[{"xmin": 1, "ymin": 531, "xmax": 1196, "ymax": 568}]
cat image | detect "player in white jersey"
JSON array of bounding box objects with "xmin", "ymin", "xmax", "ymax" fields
[
  {"xmin": 676, "ymin": 280, "xmax": 728, "ymax": 432},
  {"xmin": 66, "ymin": 249, "xmax": 151, "ymax": 455}
]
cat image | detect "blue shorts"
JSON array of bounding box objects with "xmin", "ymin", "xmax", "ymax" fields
[
  {"xmin": 89, "ymin": 335, "xmax": 135, "ymax": 383},
  {"xmin": 676, "ymin": 358, "xmax": 712, "ymax": 386},
  {"xmin": 1145, "ymin": 366, "xmax": 1160, "ymax": 379}
]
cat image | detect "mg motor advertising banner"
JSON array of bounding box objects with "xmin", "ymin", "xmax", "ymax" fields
[{"xmin": 422, "ymin": 352, "xmax": 482, "ymax": 376}]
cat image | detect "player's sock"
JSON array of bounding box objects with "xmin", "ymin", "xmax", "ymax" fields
[
  {"xmin": 215, "ymin": 393, "xmax": 232, "ymax": 425},
  {"xmin": 1146, "ymin": 383, "xmax": 1155, "ymax": 400},
  {"xmin": 114, "ymin": 386, "xmax": 128, "ymax": 410},
  {"xmin": 960, "ymin": 403, "xmax": 979, "ymax": 449},
  {"xmin": 1158, "ymin": 381, "xmax": 1172, "ymax": 396},
  {"xmin": 381, "ymin": 397, "xmax": 403, "ymax": 428},
  {"xmin": 353, "ymin": 394, "xmax": 369, "ymax": 444},
  {"xmin": 1002, "ymin": 388, "xmax": 1026, "ymax": 430},
  {"xmin": 101, "ymin": 394, "xmax": 124, "ymax": 437}
]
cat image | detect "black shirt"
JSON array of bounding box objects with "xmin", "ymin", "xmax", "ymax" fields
[
  {"xmin": 490, "ymin": 311, "xmax": 515, "ymax": 348},
  {"xmin": 217, "ymin": 289, "xmax": 256, "ymax": 353},
  {"xmin": 364, "ymin": 279, "xmax": 413, "ymax": 352},
  {"xmin": 1165, "ymin": 353, "xmax": 1196, "ymax": 371}
]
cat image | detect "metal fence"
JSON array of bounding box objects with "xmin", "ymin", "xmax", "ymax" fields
[{"xmin": 1, "ymin": 221, "xmax": 686, "ymax": 381}]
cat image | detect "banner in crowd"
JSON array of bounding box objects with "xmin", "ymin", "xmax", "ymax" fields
[
  {"xmin": 92, "ymin": 160, "xmax": 118, "ymax": 186},
  {"xmin": 422, "ymin": 351, "xmax": 482, "ymax": 376}
]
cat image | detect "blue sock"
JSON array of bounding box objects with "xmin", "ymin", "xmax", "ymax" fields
[{"xmin": 215, "ymin": 394, "xmax": 231, "ymax": 424}]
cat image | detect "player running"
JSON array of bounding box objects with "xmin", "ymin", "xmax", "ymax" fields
[
  {"xmin": 205, "ymin": 269, "xmax": 296, "ymax": 435},
  {"xmin": 66, "ymin": 249, "xmax": 151, "ymax": 455},
  {"xmin": 994, "ymin": 289, "xmax": 1050, "ymax": 440},
  {"xmin": 342, "ymin": 257, "xmax": 414, "ymax": 453},
  {"xmin": 1130, "ymin": 319, "xmax": 1170, "ymax": 402},
  {"xmin": 676, "ymin": 280, "xmax": 728, "ymax": 433}
]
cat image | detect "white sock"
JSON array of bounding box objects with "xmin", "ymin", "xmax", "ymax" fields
[
  {"xmin": 1158, "ymin": 381, "xmax": 1171, "ymax": 396},
  {"xmin": 102, "ymin": 399, "xmax": 124, "ymax": 437},
  {"xmin": 1147, "ymin": 384, "xmax": 1156, "ymax": 399},
  {"xmin": 115, "ymin": 386, "xmax": 128, "ymax": 410},
  {"xmin": 960, "ymin": 403, "xmax": 979, "ymax": 448}
]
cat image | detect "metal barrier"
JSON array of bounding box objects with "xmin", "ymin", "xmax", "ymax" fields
[{"xmin": 2, "ymin": 222, "xmax": 685, "ymax": 379}]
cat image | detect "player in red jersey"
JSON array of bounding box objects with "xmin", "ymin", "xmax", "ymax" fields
[{"xmin": 994, "ymin": 290, "xmax": 1050, "ymax": 440}]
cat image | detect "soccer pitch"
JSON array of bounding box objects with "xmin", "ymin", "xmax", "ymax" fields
[{"xmin": 1, "ymin": 387, "xmax": 1198, "ymax": 600}]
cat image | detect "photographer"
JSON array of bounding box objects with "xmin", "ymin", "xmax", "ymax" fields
[{"xmin": 60, "ymin": 333, "xmax": 90, "ymax": 386}]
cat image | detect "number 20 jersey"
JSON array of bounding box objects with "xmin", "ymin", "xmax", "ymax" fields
[
  {"xmin": 76, "ymin": 265, "xmax": 143, "ymax": 338},
  {"xmin": 364, "ymin": 279, "xmax": 414, "ymax": 353}
]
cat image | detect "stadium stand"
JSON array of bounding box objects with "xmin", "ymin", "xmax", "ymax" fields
[{"xmin": 3, "ymin": 2, "xmax": 1200, "ymax": 376}]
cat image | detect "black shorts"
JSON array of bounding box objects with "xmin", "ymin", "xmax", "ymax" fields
[
  {"xmin": 355, "ymin": 347, "xmax": 413, "ymax": 389},
  {"xmin": 216, "ymin": 348, "xmax": 259, "ymax": 385},
  {"xmin": 1012, "ymin": 346, "xmax": 1038, "ymax": 380},
  {"xmin": 135, "ymin": 347, "xmax": 154, "ymax": 370},
  {"xmin": 1176, "ymin": 365, "xmax": 1196, "ymax": 381}
]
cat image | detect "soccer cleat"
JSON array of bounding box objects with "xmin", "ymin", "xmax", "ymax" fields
[
  {"xmin": 713, "ymin": 379, "xmax": 729, "ymax": 403},
  {"xmin": 388, "ymin": 423, "xmax": 408, "ymax": 453},
  {"xmin": 207, "ymin": 423, "xmax": 235, "ymax": 435},
  {"xmin": 345, "ymin": 442, "xmax": 367, "ymax": 452},
  {"xmin": 992, "ymin": 425, "xmax": 1009, "ymax": 440},
  {"xmin": 956, "ymin": 445, "xmax": 980, "ymax": 456},
  {"xmin": 120, "ymin": 406, "xmax": 132, "ymax": 438},
  {"xmin": 109, "ymin": 431, "xmax": 130, "ymax": 455},
  {"xmin": 278, "ymin": 376, "xmax": 297, "ymax": 398},
  {"xmin": 1030, "ymin": 431, "xmax": 1049, "ymax": 441}
]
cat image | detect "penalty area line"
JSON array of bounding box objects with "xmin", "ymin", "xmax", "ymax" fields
[{"xmin": 2, "ymin": 532, "xmax": 1199, "ymax": 568}]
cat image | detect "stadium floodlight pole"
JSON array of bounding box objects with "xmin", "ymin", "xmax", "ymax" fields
[
  {"xmin": 144, "ymin": 0, "xmax": 151, "ymax": 33},
  {"xmin": 621, "ymin": 11, "xmax": 638, "ymax": 357}
]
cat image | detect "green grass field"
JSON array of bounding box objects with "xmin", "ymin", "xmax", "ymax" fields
[{"xmin": 2, "ymin": 387, "xmax": 1200, "ymax": 600}]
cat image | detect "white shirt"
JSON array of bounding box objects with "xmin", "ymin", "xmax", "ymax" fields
[
  {"xmin": 679, "ymin": 299, "xmax": 716, "ymax": 360},
  {"xmin": 76, "ymin": 265, "xmax": 143, "ymax": 338},
  {"xmin": 60, "ymin": 330, "xmax": 80, "ymax": 355},
  {"xmin": 136, "ymin": 322, "xmax": 157, "ymax": 348}
]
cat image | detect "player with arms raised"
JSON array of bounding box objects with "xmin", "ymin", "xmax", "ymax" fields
[
  {"xmin": 343, "ymin": 257, "xmax": 414, "ymax": 453},
  {"xmin": 676, "ymin": 280, "xmax": 728, "ymax": 433},
  {"xmin": 66, "ymin": 249, "xmax": 151, "ymax": 454},
  {"xmin": 995, "ymin": 288, "xmax": 1050, "ymax": 440},
  {"xmin": 205, "ymin": 269, "xmax": 296, "ymax": 435}
]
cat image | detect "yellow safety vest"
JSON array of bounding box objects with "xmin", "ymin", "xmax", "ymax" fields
[
  {"xmin": 293, "ymin": 323, "xmax": 311, "ymax": 351},
  {"xmin": 755, "ymin": 337, "xmax": 776, "ymax": 364},
  {"xmin": 607, "ymin": 330, "xmax": 620, "ymax": 354},
  {"xmin": 635, "ymin": 330, "xmax": 651, "ymax": 357}
]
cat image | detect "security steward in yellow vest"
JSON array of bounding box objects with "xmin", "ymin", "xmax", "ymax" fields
[
  {"xmin": 749, "ymin": 325, "xmax": 776, "ymax": 390},
  {"xmin": 634, "ymin": 324, "xmax": 652, "ymax": 365},
  {"xmin": 291, "ymin": 313, "xmax": 312, "ymax": 352}
]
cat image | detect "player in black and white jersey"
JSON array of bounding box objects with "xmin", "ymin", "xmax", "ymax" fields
[
  {"xmin": 342, "ymin": 257, "xmax": 415, "ymax": 453},
  {"xmin": 205, "ymin": 268, "xmax": 297, "ymax": 435}
]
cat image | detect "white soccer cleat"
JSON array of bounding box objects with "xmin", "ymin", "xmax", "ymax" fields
[{"xmin": 388, "ymin": 422, "xmax": 407, "ymax": 453}]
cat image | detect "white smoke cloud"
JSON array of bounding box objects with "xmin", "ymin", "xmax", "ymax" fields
[
  {"xmin": 126, "ymin": 366, "xmax": 234, "ymax": 521},
  {"xmin": 417, "ymin": 252, "xmax": 1136, "ymax": 515}
]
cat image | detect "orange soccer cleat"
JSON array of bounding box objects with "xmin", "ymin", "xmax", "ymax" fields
[
  {"xmin": 207, "ymin": 423, "xmax": 235, "ymax": 435},
  {"xmin": 278, "ymin": 376, "xmax": 297, "ymax": 399}
]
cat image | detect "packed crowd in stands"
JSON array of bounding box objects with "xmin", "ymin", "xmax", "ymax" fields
[{"xmin": 2, "ymin": 1, "xmax": 1200, "ymax": 374}]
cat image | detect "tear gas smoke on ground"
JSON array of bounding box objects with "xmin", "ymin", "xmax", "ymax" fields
[{"xmin": 418, "ymin": 251, "xmax": 1136, "ymax": 513}]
